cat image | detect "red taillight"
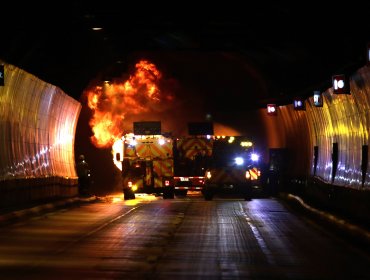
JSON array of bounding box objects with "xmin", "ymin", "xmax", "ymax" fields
[{"xmin": 165, "ymin": 180, "xmax": 170, "ymax": 186}]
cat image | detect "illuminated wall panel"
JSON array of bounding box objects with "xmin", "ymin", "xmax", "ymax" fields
[
  {"xmin": 306, "ymin": 68, "xmax": 370, "ymax": 189},
  {"xmin": 262, "ymin": 66, "xmax": 370, "ymax": 190},
  {"xmin": 0, "ymin": 62, "xmax": 81, "ymax": 181},
  {"xmin": 279, "ymin": 105, "xmax": 312, "ymax": 177}
]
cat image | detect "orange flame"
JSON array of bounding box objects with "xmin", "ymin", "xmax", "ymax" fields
[{"xmin": 86, "ymin": 60, "xmax": 169, "ymax": 148}]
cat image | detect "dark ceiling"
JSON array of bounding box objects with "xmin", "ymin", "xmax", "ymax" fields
[{"xmin": 2, "ymin": 2, "xmax": 370, "ymax": 113}]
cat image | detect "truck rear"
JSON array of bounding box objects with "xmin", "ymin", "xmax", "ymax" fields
[
  {"xmin": 121, "ymin": 134, "xmax": 174, "ymax": 199},
  {"xmin": 173, "ymin": 136, "xmax": 213, "ymax": 196}
]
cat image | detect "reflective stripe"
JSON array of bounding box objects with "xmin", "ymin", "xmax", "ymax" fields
[
  {"xmin": 208, "ymin": 169, "xmax": 246, "ymax": 183},
  {"xmin": 249, "ymin": 167, "xmax": 260, "ymax": 180},
  {"xmin": 177, "ymin": 138, "xmax": 213, "ymax": 159},
  {"xmin": 175, "ymin": 186, "xmax": 203, "ymax": 190}
]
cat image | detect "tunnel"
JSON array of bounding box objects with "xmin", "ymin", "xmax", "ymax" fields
[{"xmin": 0, "ymin": 59, "xmax": 369, "ymax": 226}]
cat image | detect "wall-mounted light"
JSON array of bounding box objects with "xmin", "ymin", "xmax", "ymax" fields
[
  {"xmin": 267, "ymin": 104, "xmax": 277, "ymax": 116},
  {"xmin": 0, "ymin": 65, "xmax": 4, "ymax": 86},
  {"xmin": 293, "ymin": 97, "xmax": 305, "ymax": 111},
  {"xmin": 313, "ymin": 90, "xmax": 323, "ymax": 107},
  {"xmin": 332, "ymin": 74, "xmax": 349, "ymax": 94}
]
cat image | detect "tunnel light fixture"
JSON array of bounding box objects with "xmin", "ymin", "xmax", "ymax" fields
[
  {"xmin": 0, "ymin": 64, "xmax": 4, "ymax": 86},
  {"xmin": 293, "ymin": 97, "xmax": 305, "ymax": 111},
  {"xmin": 267, "ymin": 104, "xmax": 277, "ymax": 116},
  {"xmin": 313, "ymin": 91, "xmax": 323, "ymax": 107},
  {"xmin": 332, "ymin": 74, "xmax": 349, "ymax": 94}
]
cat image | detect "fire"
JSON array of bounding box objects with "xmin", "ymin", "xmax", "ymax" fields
[
  {"xmin": 86, "ymin": 60, "xmax": 167, "ymax": 148},
  {"xmin": 85, "ymin": 59, "xmax": 243, "ymax": 173}
]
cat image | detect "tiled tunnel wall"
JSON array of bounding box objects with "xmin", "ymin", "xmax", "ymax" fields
[
  {"xmin": 0, "ymin": 61, "xmax": 81, "ymax": 207},
  {"xmin": 1, "ymin": 59, "xmax": 369, "ymax": 226},
  {"xmin": 261, "ymin": 65, "xmax": 370, "ymax": 225}
]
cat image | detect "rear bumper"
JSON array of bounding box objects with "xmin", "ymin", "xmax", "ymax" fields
[{"xmin": 204, "ymin": 183, "xmax": 251, "ymax": 192}]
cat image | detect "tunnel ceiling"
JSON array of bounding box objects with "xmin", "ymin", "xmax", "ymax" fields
[{"xmin": 1, "ymin": 2, "xmax": 370, "ymax": 112}]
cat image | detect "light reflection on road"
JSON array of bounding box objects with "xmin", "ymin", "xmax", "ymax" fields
[{"xmin": 0, "ymin": 193, "xmax": 369, "ymax": 279}]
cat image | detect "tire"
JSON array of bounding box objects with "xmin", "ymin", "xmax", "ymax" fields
[
  {"xmin": 203, "ymin": 190, "xmax": 213, "ymax": 201},
  {"xmin": 123, "ymin": 189, "xmax": 135, "ymax": 200},
  {"xmin": 163, "ymin": 187, "xmax": 174, "ymax": 199}
]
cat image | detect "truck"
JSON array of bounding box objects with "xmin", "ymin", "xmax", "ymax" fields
[
  {"xmin": 119, "ymin": 134, "xmax": 212, "ymax": 199},
  {"xmin": 172, "ymin": 136, "xmax": 213, "ymax": 196},
  {"xmin": 117, "ymin": 125, "xmax": 262, "ymax": 201},
  {"xmin": 120, "ymin": 133, "xmax": 175, "ymax": 199},
  {"xmin": 202, "ymin": 136, "xmax": 262, "ymax": 200}
]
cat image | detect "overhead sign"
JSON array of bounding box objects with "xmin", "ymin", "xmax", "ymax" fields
[
  {"xmin": 0, "ymin": 65, "xmax": 4, "ymax": 86},
  {"xmin": 267, "ymin": 104, "xmax": 277, "ymax": 116},
  {"xmin": 332, "ymin": 74, "xmax": 349, "ymax": 94},
  {"xmin": 188, "ymin": 122, "xmax": 214, "ymax": 135},
  {"xmin": 133, "ymin": 121, "xmax": 161, "ymax": 135},
  {"xmin": 313, "ymin": 91, "xmax": 323, "ymax": 107}
]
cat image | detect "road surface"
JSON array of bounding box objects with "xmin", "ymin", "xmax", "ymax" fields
[{"xmin": 0, "ymin": 193, "xmax": 369, "ymax": 279}]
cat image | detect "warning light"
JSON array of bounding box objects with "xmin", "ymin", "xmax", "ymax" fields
[
  {"xmin": 267, "ymin": 104, "xmax": 277, "ymax": 116},
  {"xmin": 332, "ymin": 74, "xmax": 349, "ymax": 94},
  {"xmin": 293, "ymin": 97, "xmax": 305, "ymax": 111},
  {"xmin": 313, "ymin": 91, "xmax": 323, "ymax": 107}
]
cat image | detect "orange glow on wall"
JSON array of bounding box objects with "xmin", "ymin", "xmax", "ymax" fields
[{"xmin": 0, "ymin": 61, "xmax": 81, "ymax": 180}]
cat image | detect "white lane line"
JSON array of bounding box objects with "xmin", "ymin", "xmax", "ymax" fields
[{"xmin": 239, "ymin": 202, "xmax": 275, "ymax": 265}]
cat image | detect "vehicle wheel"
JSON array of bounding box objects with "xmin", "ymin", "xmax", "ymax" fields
[
  {"xmin": 163, "ymin": 187, "xmax": 174, "ymax": 199},
  {"xmin": 123, "ymin": 189, "xmax": 135, "ymax": 200},
  {"xmin": 169, "ymin": 191, "xmax": 175, "ymax": 199},
  {"xmin": 203, "ymin": 191, "xmax": 213, "ymax": 201}
]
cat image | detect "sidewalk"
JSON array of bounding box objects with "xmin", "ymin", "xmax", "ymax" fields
[
  {"xmin": 0, "ymin": 195, "xmax": 99, "ymax": 226},
  {"xmin": 279, "ymin": 192, "xmax": 370, "ymax": 249}
]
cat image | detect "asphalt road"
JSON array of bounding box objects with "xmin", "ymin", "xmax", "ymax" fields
[{"xmin": 0, "ymin": 193, "xmax": 369, "ymax": 279}]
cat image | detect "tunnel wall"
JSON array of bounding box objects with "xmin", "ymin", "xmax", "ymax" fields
[
  {"xmin": 262, "ymin": 65, "xmax": 370, "ymax": 225},
  {"xmin": 0, "ymin": 61, "xmax": 81, "ymax": 207},
  {"xmin": 310, "ymin": 66, "xmax": 370, "ymax": 189}
]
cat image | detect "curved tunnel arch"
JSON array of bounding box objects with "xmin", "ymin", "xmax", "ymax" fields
[
  {"xmin": 262, "ymin": 65, "xmax": 370, "ymax": 190},
  {"xmin": 0, "ymin": 60, "xmax": 81, "ymax": 206},
  {"xmin": 1, "ymin": 60, "xmax": 370, "ymax": 221}
]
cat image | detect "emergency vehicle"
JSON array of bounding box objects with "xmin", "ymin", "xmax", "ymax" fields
[
  {"xmin": 202, "ymin": 136, "xmax": 262, "ymax": 200},
  {"xmin": 120, "ymin": 133, "xmax": 175, "ymax": 199},
  {"xmin": 116, "ymin": 122, "xmax": 261, "ymax": 200},
  {"xmin": 119, "ymin": 133, "xmax": 213, "ymax": 199},
  {"xmin": 172, "ymin": 136, "xmax": 212, "ymax": 196}
]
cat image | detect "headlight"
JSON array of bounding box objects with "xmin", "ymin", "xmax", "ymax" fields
[
  {"xmin": 250, "ymin": 153, "xmax": 259, "ymax": 162},
  {"xmin": 235, "ymin": 157, "xmax": 244, "ymax": 165}
]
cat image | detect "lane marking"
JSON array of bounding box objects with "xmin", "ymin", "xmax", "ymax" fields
[
  {"xmin": 54, "ymin": 205, "xmax": 142, "ymax": 254},
  {"xmin": 239, "ymin": 202, "xmax": 275, "ymax": 265}
]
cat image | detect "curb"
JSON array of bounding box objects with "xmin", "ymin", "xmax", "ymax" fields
[
  {"xmin": 0, "ymin": 196, "xmax": 99, "ymax": 226},
  {"xmin": 280, "ymin": 193, "xmax": 370, "ymax": 248}
]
